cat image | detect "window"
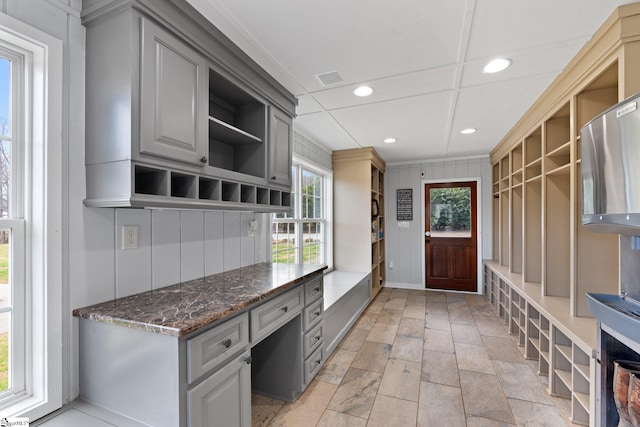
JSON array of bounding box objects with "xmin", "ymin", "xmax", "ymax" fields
[
  {"xmin": 272, "ymin": 158, "xmax": 332, "ymax": 267},
  {"xmin": 0, "ymin": 14, "xmax": 63, "ymax": 420}
]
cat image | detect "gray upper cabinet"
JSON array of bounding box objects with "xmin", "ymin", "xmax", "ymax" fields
[
  {"xmin": 269, "ymin": 108, "xmax": 293, "ymax": 188},
  {"xmin": 82, "ymin": 0, "xmax": 296, "ymax": 211},
  {"xmin": 140, "ymin": 18, "xmax": 208, "ymax": 166}
]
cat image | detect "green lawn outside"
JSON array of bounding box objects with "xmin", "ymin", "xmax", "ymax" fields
[
  {"xmin": 0, "ymin": 243, "xmax": 7, "ymax": 284},
  {"xmin": 272, "ymin": 242, "xmax": 321, "ymax": 264}
]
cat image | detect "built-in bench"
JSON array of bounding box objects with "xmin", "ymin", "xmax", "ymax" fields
[{"xmin": 322, "ymin": 270, "xmax": 371, "ymax": 355}]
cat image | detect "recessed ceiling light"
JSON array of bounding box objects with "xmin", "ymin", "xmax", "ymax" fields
[
  {"xmin": 384, "ymin": 137, "xmax": 397, "ymax": 144},
  {"xmin": 460, "ymin": 128, "xmax": 477, "ymax": 135},
  {"xmin": 354, "ymin": 85, "xmax": 374, "ymax": 97},
  {"xmin": 482, "ymin": 58, "xmax": 512, "ymax": 74}
]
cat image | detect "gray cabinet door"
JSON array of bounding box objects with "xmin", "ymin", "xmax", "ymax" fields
[
  {"xmin": 140, "ymin": 18, "xmax": 208, "ymax": 166},
  {"xmin": 188, "ymin": 350, "xmax": 251, "ymax": 427},
  {"xmin": 269, "ymin": 108, "xmax": 293, "ymax": 188}
]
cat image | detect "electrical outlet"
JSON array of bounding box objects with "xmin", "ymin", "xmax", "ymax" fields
[{"xmin": 122, "ymin": 225, "xmax": 139, "ymax": 250}]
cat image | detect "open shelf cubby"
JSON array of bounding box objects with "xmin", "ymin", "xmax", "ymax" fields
[
  {"xmin": 170, "ymin": 172, "xmax": 197, "ymax": 198},
  {"xmin": 134, "ymin": 165, "xmax": 168, "ymax": 196},
  {"xmin": 198, "ymin": 177, "xmax": 220, "ymax": 200},
  {"xmin": 208, "ymin": 68, "xmax": 266, "ymax": 178}
]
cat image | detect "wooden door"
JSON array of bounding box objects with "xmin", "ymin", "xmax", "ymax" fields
[{"xmin": 425, "ymin": 181, "xmax": 477, "ymax": 291}]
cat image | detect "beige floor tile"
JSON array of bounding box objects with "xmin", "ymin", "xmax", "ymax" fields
[
  {"xmin": 426, "ymin": 301, "xmax": 449, "ymax": 314},
  {"xmin": 339, "ymin": 327, "xmax": 369, "ymax": 352},
  {"xmin": 507, "ymin": 398, "xmax": 567, "ymax": 426},
  {"xmin": 354, "ymin": 313, "xmax": 378, "ymax": 330},
  {"xmin": 366, "ymin": 395, "xmax": 418, "ymax": 427},
  {"xmin": 423, "ymin": 328, "xmax": 455, "ymax": 353},
  {"xmin": 390, "ymin": 335, "xmax": 423, "ymax": 363},
  {"xmin": 397, "ymin": 317, "xmax": 425, "ymax": 338},
  {"xmin": 466, "ymin": 415, "xmax": 516, "ymax": 426},
  {"xmin": 366, "ymin": 323, "xmax": 398, "ymax": 344},
  {"xmin": 483, "ymin": 335, "xmax": 528, "ymax": 364},
  {"xmin": 493, "ymin": 360, "xmax": 552, "ymax": 404},
  {"xmin": 417, "ymin": 381, "xmax": 465, "ymax": 427},
  {"xmin": 459, "ymin": 370, "xmax": 515, "ymax": 424},
  {"xmin": 449, "ymin": 307, "xmax": 475, "ymax": 325},
  {"xmin": 377, "ymin": 358, "xmax": 421, "ymax": 401},
  {"xmin": 383, "ymin": 298, "xmax": 407, "ymax": 311},
  {"xmin": 375, "ymin": 308, "xmax": 403, "ymax": 325},
  {"xmin": 406, "ymin": 294, "xmax": 427, "ymax": 307},
  {"xmin": 451, "ymin": 322, "xmax": 484, "ymax": 345},
  {"xmin": 474, "ymin": 314, "xmax": 511, "ymax": 338},
  {"xmin": 316, "ymin": 410, "xmax": 367, "ymax": 427},
  {"xmin": 251, "ymin": 394, "xmax": 284, "ymax": 427},
  {"xmin": 365, "ymin": 300, "xmax": 385, "ymax": 315},
  {"xmin": 402, "ymin": 304, "xmax": 426, "ymax": 320},
  {"xmin": 421, "ymin": 349, "xmax": 460, "ymax": 387},
  {"xmin": 316, "ymin": 349, "xmax": 358, "ymax": 385},
  {"xmin": 455, "ymin": 342, "xmax": 496, "ymax": 375},
  {"xmin": 268, "ymin": 380, "xmax": 338, "ymax": 427},
  {"xmin": 327, "ymin": 368, "xmax": 382, "ymax": 418},
  {"xmin": 426, "ymin": 291, "xmax": 447, "ymax": 302},
  {"xmin": 390, "ymin": 288, "xmax": 410, "ymax": 299},
  {"xmin": 351, "ymin": 341, "xmax": 393, "ymax": 373},
  {"xmin": 425, "ymin": 312, "xmax": 451, "ymax": 331}
]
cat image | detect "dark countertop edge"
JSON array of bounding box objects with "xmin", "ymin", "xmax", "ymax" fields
[{"xmin": 73, "ymin": 264, "xmax": 327, "ymax": 337}]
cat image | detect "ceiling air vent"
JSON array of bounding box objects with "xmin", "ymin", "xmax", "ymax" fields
[{"xmin": 315, "ymin": 70, "xmax": 344, "ymax": 86}]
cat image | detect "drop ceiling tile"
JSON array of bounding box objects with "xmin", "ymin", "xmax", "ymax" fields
[
  {"xmin": 461, "ymin": 41, "xmax": 586, "ymax": 88},
  {"xmin": 296, "ymin": 95, "xmax": 324, "ymax": 116},
  {"xmin": 199, "ymin": 0, "xmax": 468, "ymax": 92},
  {"xmin": 293, "ymin": 112, "xmax": 359, "ymax": 152},
  {"xmin": 447, "ymin": 75, "xmax": 555, "ymax": 157},
  {"xmin": 311, "ymin": 65, "xmax": 458, "ymax": 111},
  {"xmin": 466, "ymin": 0, "xmax": 634, "ymax": 61},
  {"xmin": 331, "ymin": 91, "xmax": 454, "ymax": 162}
]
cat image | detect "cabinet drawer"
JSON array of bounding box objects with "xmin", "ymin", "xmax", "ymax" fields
[
  {"xmin": 251, "ymin": 286, "xmax": 304, "ymax": 344},
  {"xmin": 303, "ymin": 298, "xmax": 323, "ymax": 331},
  {"xmin": 187, "ymin": 313, "xmax": 249, "ymax": 384},
  {"xmin": 304, "ymin": 323, "xmax": 323, "ymax": 358},
  {"xmin": 304, "ymin": 276, "xmax": 323, "ymax": 305},
  {"xmin": 304, "ymin": 346, "xmax": 324, "ymax": 385}
]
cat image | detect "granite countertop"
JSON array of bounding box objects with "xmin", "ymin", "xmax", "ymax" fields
[{"xmin": 73, "ymin": 262, "xmax": 327, "ymax": 337}]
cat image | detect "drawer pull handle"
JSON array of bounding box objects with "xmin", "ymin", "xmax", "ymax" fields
[
  {"xmin": 281, "ymin": 306, "xmax": 288, "ymax": 313},
  {"xmin": 314, "ymin": 286, "xmax": 320, "ymax": 292},
  {"xmin": 222, "ymin": 339, "xmax": 232, "ymax": 348},
  {"xmin": 244, "ymin": 357, "xmax": 252, "ymax": 365},
  {"xmin": 315, "ymin": 358, "xmax": 322, "ymax": 365},
  {"xmin": 314, "ymin": 310, "xmax": 321, "ymax": 317},
  {"xmin": 315, "ymin": 335, "xmax": 321, "ymax": 341}
]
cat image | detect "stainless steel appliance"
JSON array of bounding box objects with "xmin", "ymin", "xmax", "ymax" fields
[{"xmin": 582, "ymin": 92, "xmax": 640, "ymax": 235}]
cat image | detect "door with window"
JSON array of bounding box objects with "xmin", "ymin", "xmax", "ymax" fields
[{"xmin": 425, "ymin": 181, "xmax": 477, "ymax": 291}]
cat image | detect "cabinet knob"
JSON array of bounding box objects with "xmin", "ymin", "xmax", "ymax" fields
[
  {"xmin": 315, "ymin": 335, "xmax": 321, "ymax": 341},
  {"xmin": 314, "ymin": 310, "xmax": 321, "ymax": 317},
  {"xmin": 281, "ymin": 306, "xmax": 288, "ymax": 313},
  {"xmin": 314, "ymin": 286, "xmax": 321, "ymax": 292},
  {"xmin": 222, "ymin": 339, "xmax": 232, "ymax": 348},
  {"xmin": 243, "ymin": 357, "xmax": 252, "ymax": 365},
  {"xmin": 200, "ymin": 156, "xmax": 208, "ymax": 164},
  {"xmin": 315, "ymin": 358, "xmax": 322, "ymax": 365},
  {"xmin": 271, "ymin": 176, "xmax": 276, "ymax": 181}
]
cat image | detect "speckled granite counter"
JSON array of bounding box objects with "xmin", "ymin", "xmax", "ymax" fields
[{"xmin": 73, "ymin": 262, "xmax": 327, "ymax": 337}]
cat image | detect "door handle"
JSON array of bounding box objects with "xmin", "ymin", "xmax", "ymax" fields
[{"xmin": 425, "ymin": 231, "xmax": 431, "ymax": 237}]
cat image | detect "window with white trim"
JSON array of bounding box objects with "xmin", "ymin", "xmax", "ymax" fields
[
  {"xmin": 0, "ymin": 14, "xmax": 63, "ymax": 420},
  {"xmin": 271, "ymin": 159, "xmax": 332, "ymax": 267}
]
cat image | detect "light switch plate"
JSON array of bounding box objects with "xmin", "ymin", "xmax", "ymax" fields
[{"xmin": 122, "ymin": 225, "xmax": 139, "ymax": 250}]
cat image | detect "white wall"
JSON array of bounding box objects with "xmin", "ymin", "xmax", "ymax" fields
[{"xmin": 385, "ymin": 157, "xmax": 492, "ymax": 288}]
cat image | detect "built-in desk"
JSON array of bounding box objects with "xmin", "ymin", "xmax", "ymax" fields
[{"xmin": 73, "ymin": 263, "xmax": 326, "ymax": 427}]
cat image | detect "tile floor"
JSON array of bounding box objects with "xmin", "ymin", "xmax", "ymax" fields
[
  {"xmin": 252, "ymin": 287, "xmax": 581, "ymax": 427},
  {"xmin": 33, "ymin": 287, "xmax": 581, "ymax": 427}
]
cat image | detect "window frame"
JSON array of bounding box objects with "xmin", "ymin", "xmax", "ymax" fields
[
  {"xmin": 271, "ymin": 155, "xmax": 333, "ymax": 269},
  {"xmin": 0, "ymin": 13, "xmax": 63, "ymax": 420}
]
